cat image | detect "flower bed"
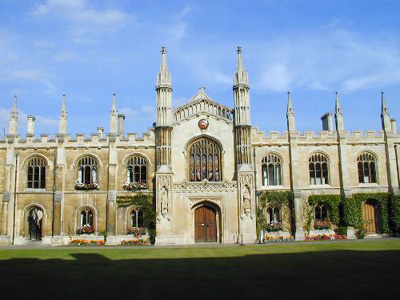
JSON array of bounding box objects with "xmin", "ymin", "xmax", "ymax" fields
[
  {"xmin": 305, "ymin": 234, "xmax": 347, "ymax": 241},
  {"xmin": 123, "ymin": 181, "xmax": 147, "ymax": 191},
  {"xmin": 69, "ymin": 239, "xmax": 105, "ymax": 246},
  {"xmin": 265, "ymin": 236, "xmax": 295, "ymax": 243},
  {"xmin": 76, "ymin": 225, "xmax": 95, "ymax": 235},
  {"xmin": 120, "ymin": 239, "xmax": 149, "ymax": 246},
  {"xmin": 127, "ymin": 227, "xmax": 147, "ymax": 236}
]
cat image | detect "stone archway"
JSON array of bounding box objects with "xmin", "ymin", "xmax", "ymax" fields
[
  {"xmin": 194, "ymin": 202, "xmax": 220, "ymax": 243},
  {"xmin": 28, "ymin": 207, "xmax": 43, "ymax": 241}
]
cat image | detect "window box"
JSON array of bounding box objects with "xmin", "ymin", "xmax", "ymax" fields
[
  {"xmin": 75, "ymin": 181, "xmax": 99, "ymax": 190},
  {"xmin": 76, "ymin": 225, "xmax": 95, "ymax": 235},
  {"xmin": 127, "ymin": 227, "xmax": 147, "ymax": 236},
  {"xmin": 266, "ymin": 221, "xmax": 283, "ymax": 232},
  {"xmin": 123, "ymin": 181, "xmax": 147, "ymax": 191},
  {"xmin": 315, "ymin": 219, "xmax": 331, "ymax": 230}
]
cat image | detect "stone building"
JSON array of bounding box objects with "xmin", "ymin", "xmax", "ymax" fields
[{"xmin": 0, "ymin": 47, "xmax": 399, "ymax": 245}]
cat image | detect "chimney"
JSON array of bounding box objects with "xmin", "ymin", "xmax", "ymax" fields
[
  {"xmin": 27, "ymin": 115, "xmax": 36, "ymax": 136},
  {"xmin": 118, "ymin": 114, "xmax": 125, "ymax": 136},
  {"xmin": 321, "ymin": 113, "xmax": 333, "ymax": 131},
  {"xmin": 391, "ymin": 118, "xmax": 397, "ymax": 134},
  {"xmin": 97, "ymin": 127, "xmax": 104, "ymax": 138}
]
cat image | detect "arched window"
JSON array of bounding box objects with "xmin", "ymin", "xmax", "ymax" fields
[
  {"xmin": 27, "ymin": 156, "xmax": 46, "ymax": 189},
  {"xmin": 189, "ymin": 137, "xmax": 222, "ymax": 182},
  {"xmin": 78, "ymin": 207, "xmax": 94, "ymax": 234},
  {"xmin": 261, "ymin": 154, "xmax": 282, "ymax": 186},
  {"xmin": 77, "ymin": 156, "xmax": 98, "ymax": 185},
  {"xmin": 309, "ymin": 153, "xmax": 329, "ymax": 185},
  {"xmin": 357, "ymin": 152, "xmax": 377, "ymax": 183},
  {"xmin": 267, "ymin": 207, "xmax": 280, "ymax": 223},
  {"xmin": 127, "ymin": 156, "xmax": 147, "ymax": 184},
  {"xmin": 130, "ymin": 209, "xmax": 144, "ymax": 228},
  {"xmin": 314, "ymin": 204, "xmax": 330, "ymax": 229}
]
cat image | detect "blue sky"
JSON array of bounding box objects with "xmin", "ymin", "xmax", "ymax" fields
[{"xmin": 0, "ymin": 0, "xmax": 399, "ymax": 137}]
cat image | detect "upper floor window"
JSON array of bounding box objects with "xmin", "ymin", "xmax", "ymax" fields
[
  {"xmin": 77, "ymin": 156, "xmax": 98, "ymax": 185},
  {"xmin": 309, "ymin": 153, "xmax": 329, "ymax": 185},
  {"xmin": 127, "ymin": 156, "xmax": 147, "ymax": 184},
  {"xmin": 189, "ymin": 137, "xmax": 221, "ymax": 182},
  {"xmin": 261, "ymin": 154, "xmax": 282, "ymax": 186},
  {"xmin": 27, "ymin": 156, "xmax": 46, "ymax": 189},
  {"xmin": 357, "ymin": 152, "xmax": 377, "ymax": 183}
]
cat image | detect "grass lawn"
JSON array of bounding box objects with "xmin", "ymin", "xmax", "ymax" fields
[{"xmin": 1, "ymin": 239, "xmax": 399, "ymax": 299}]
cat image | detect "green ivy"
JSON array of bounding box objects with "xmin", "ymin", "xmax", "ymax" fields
[
  {"xmin": 343, "ymin": 193, "xmax": 390, "ymax": 233},
  {"xmin": 389, "ymin": 195, "xmax": 400, "ymax": 233},
  {"xmin": 117, "ymin": 191, "xmax": 156, "ymax": 244},
  {"xmin": 305, "ymin": 195, "xmax": 341, "ymax": 232},
  {"xmin": 257, "ymin": 191, "xmax": 293, "ymax": 236}
]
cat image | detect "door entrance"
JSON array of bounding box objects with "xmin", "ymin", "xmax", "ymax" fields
[
  {"xmin": 195, "ymin": 205, "xmax": 217, "ymax": 242},
  {"xmin": 363, "ymin": 202, "xmax": 377, "ymax": 233},
  {"xmin": 28, "ymin": 208, "xmax": 43, "ymax": 241}
]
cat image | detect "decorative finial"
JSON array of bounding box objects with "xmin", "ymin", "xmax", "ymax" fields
[
  {"xmin": 199, "ymin": 85, "xmax": 206, "ymax": 92},
  {"xmin": 161, "ymin": 46, "xmax": 167, "ymax": 54},
  {"xmin": 237, "ymin": 46, "xmax": 242, "ymax": 54}
]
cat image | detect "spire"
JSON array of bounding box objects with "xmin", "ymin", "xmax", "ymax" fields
[
  {"xmin": 334, "ymin": 91, "xmax": 345, "ymax": 132},
  {"xmin": 234, "ymin": 46, "xmax": 249, "ymax": 87},
  {"xmin": 381, "ymin": 91, "xmax": 392, "ymax": 132},
  {"xmin": 110, "ymin": 93, "xmax": 118, "ymax": 134},
  {"xmin": 8, "ymin": 95, "xmax": 19, "ymax": 135},
  {"xmin": 286, "ymin": 92, "xmax": 295, "ymax": 132},
  {"xmin": 156, "ymin": 46, "xmax": 171, "ymax": 88},
  {"xmin": 381, "ymin": 91, "xmax": 389, "ymax": 116},
  {"xmin": 286, "ymin": 91, "xmax": 294, "ymax": 115},
  {"xmin": 58, "ymin": 94, "xmax": 68, "ymax": 135}
]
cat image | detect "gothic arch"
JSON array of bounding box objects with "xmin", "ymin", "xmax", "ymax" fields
[
  {"xmin": 354, "ymin": 150, "xmax": 379, "ymax": 163},
  {"xmin": 74, "ymin": 204, "xmax": 98, "ymax": 234},
  {"xmin": 21, "ymin": 203, "xmax": 47, "ymax": 238},
  {"xmin": 71, "ymin": 153, "xmax": 103, "ymax": 168},
  {"xmin": 21, "ymin": 153, "xmax": 51, "ymax": 168},
  {"xmin": 121, "ymin": 152, "xmax": 153, "ymax": 166},
  {"xmin": 184, "ymin": 134, "xmax": 224, "ymax": 153},
  {"xmin": 190, "ymin": 200, "xmax": 222, "ymax": 243},
  {"xmin": 259, "ymin": 151, "xmax": 284, "ymax": 164},
  {"xmin": 308, "ymin": 150, "xmax": 331, "ymax": 162}
]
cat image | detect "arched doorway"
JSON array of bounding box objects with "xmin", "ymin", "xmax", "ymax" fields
[
  {"xmin": 194, "ymin": 204, "xmax": 218, "ymax": 242},
  {"xmin": 28, "ymin": 207, "xmax": 43, "ymax": 241},
  {"xmin": 363, "ymin": 201, "xmax": 377, "ymax": 233}
]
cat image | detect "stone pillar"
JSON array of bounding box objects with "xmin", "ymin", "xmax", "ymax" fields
[
  {"xmin": 106, "ymin": 134, "xmax": 118, "ymax": 244},
  {"xmin": 118, "ymin": 114, "xmax": 125, "ymax": 137},
  {"xmin": 293, "ymin": 191, "xmax": 305, "ymax": 241},
  {"xmin": 27, "ymin": 115, "xmax": 35, "ymax": 136}
]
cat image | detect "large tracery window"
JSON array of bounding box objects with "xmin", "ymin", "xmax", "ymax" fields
[
  {"xmin": 189, "ymin": 137, "xmax": 222, "ymax": 182},
  {"xmin": 77, "ymin": 156, "xmax": 98, "ymax": 185},
  {"xmin": 357, "ymin": 152, "xmax": 377, "ymax": 183},
  {"xmin": 262, "ymin": 154, "xmax": 282, "ymax": 186},
  {"xmin": 27, "ymin": 156, "xmax": 46, "ymax": 189},
  {"xmin": 127, "ymin": 156, "xmax": 147, "ymax": 184},
  {"xmin": 309, "ymin": 153, "xmax": 329, "ymax": 185}
]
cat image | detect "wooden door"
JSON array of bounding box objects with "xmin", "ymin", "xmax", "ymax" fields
[
  {"xmin": 363, "ymin": 203, "xmax": 377, "ymax": 233},
  {"xmin": 195, "ymin": 206, "xmax": 217, "ymax": 242}
]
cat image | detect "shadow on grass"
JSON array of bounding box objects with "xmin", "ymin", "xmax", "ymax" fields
[{"xmin": 1, "ymin": 250, "xmax": 399, "ymax": 299}]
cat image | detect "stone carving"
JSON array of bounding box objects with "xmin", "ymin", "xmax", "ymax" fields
[
  {"xmin": 243, "ymin": 185, "xmax": 251, "ymax": 216},
  {"xmin": 160, "ymin": 187, "xmax": 168, "ymax": 218},
  {"xmin": 157, "ymin": 175, "xmax": 172, "ymax": 221},
  {"xmin": 173, "ymin": 180, "xmax": 237, "ymax": 192}
]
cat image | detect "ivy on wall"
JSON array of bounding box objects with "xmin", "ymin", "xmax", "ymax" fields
[
  {"xmin": 389, "ymin": 195, "xmax": 400, "ymax": 233},
  {"xmin": 117, "ymin": 191, "xmax": 156, "ymax": 243},
  {"xmin": 257, "ymin": 191, "xmax": 293, "ymax": 235},
  {"xmin": 305, "ymin": 195, "xmax": 341, "ymax": 232},
  {"xmin": 343, "ymin": 193, "xmax": 390, "ymax": 233}
]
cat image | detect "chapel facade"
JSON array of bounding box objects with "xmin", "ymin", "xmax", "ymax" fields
[{"xmin": 0, "ymin": 47, "xmax": 399, "ymax": 245}]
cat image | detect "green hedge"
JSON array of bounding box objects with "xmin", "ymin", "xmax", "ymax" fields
[
  {"xmin": 343, "ymin": 193, "xmax": 390, "ymax": 233},
  {"xmin": 389, "ymin": 195, "xmax": 400, "ymax": 233},
  {"xmin": 308, "ymin": 195, "xmax": 341, "ymax": 225}
]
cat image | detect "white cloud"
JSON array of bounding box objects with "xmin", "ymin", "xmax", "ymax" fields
[
  {"xmin": 119, "ymin": 107, "xmax": 139, "ymax": 117},
  {"xmin": 32, "ymin": 0, "xmax": 131, "ymax": 42},
  {"xmin": 251, "ymin": 28, "xmax": 400, "ymax": 92},
  {"xmin": 52, "ymin": 51, "xmax": 76, "ymax": 62},
  {"xmin": 141, "ymin": 105, "xmax": 155, "ymax": 114}
]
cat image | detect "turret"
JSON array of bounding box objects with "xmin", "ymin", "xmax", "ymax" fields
[
  {"xmin": 59, "ymin": 94, "xmax": 68, "ymax": 135},
  {"xmin": 109, "ymin": 93, "xmax": 118, "ymax": 134},
  {"xmin": 335, "ymin": 92, "xmax": 345, "ymax": 132},
  {"xmin": 286, "ymin": 92, "xmax": 295, "ymax": 132},
  {"xmin": 27, "ymin": 115, "xmax": 36, "ymax": 136},
  {"xmin": 8, "ymin": 95, "xmax": 19, "ymax": 136}
]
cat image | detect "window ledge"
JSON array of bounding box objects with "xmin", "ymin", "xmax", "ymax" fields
[
  {"xmin": 24, "ymin": 188, "xmax": 47, "ymax": 192},
  {"xmin": 260, "ymin": 185, "xmax": 285, "ymax": 189},
  {"xmin": 358, "ymin": 183, "xmax": 379, "ymax": 187}
]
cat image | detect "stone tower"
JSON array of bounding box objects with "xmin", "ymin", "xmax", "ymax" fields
[
  {"xmin": 233, "ymin": 46, "xmax": 256, "ymax": 243},
  {"xmin": 155, "ymin": 47, "xmax": 174, "ymax": 244}
]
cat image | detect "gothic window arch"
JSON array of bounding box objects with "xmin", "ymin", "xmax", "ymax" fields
[
  {"xmin": 266, "ymin": 207, "xmax": 280, "ymax": 223},
  {"xmin": 315, "ymin": 204, "xmax": 329, "ymax": 221},
  {"xmin": 130, "ymin": 209, "xmax": 144, "ymax": 228},
  {"xmin": 27, "ymin": 156, "xmax": 47, "ymax": 189},
  {"xmin": 126, "ymin": 156, "xmax": 147, "ymax": 184},
  {"xmin": 357, "ymin": 152, "xmax": 377, "ymax": 183},
  {"xmin": 77, "ymin": 207, "xmax": 95, "ymax": 234},
  {"xmin": 309, "ymin": 153, "xmax": 329, "ymax": 185},
  {"xmin": 188, "ymin": 137, "xmax": 222, "ymax": 182},
  {"xmin": 261, "ymin": 154, "xmax": 282, "ymax": 186},
  {"xmin": 77, "ymin": 156, "xmax": 98, "ymax": 185}
]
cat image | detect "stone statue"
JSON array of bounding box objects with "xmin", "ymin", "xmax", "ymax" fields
[
  {"xmin": 161, "ymin": 187, "xmax": 168, "ymax": 217},
  {"xmin": 243, "ymin": 186, "xmax": 251, "ymax": 216}
]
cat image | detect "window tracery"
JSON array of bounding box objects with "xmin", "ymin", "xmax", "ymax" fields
[
  {"xmin": 357, "ymin": 152, "xmax": 377, "ymax": 183},
  {"xmin": 189, "ymin": 137, "xmax": 221, "ymax": 182},
  {"xmin": 77, "ymin": 156, "xmax": 98, "ymax": 185},
  {"xmin": 27, "ymin": 156, "xmax": 46, "ymax": 189},
  {"xmin": 309, "ymin": 153, "xmax": 329, "ymax": 185},
  {"xmin": 127, "ymin": 156, "xmax": 147, "ymax": 184},
  {"xmin": 261, "ymin": 154, "xmax": 282, "ymax": 186}
]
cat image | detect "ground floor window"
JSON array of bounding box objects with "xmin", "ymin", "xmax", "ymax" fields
[
  {"xmin": 77, "ymin": 208, "xmax": 94, "ymax": 234},
  {"xmin": 28, "ymin": 207, "xmax": 43, "ymax": 241}
]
